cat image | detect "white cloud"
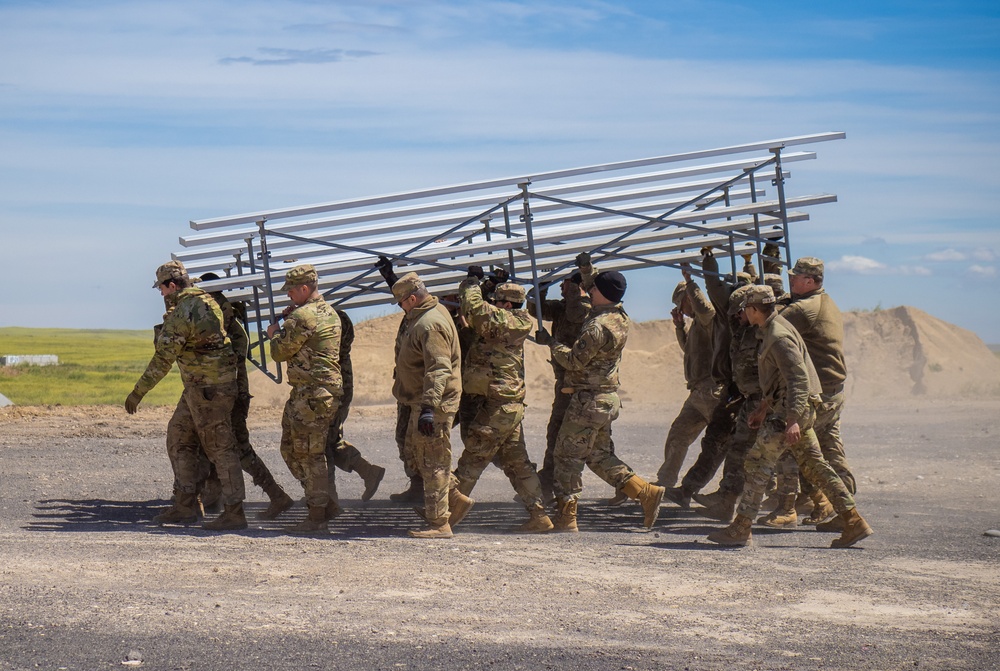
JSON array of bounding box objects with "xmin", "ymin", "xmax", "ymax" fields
[
  {"xmin": 971, "ymin": 248, "xmax": 996, "ymax": 262},
  {"xmin": 968, "ymin": 265, "xmax": 997, "ymax": 278},
  {"xmin": 924, "ymin": 248, "xmax": 966, "ymax": 262},
  {"xmin": 827, "ymin": 255, "xmax": 887, "ymax": 274},
  {"xmin": 899, "ymin": 265, "xmax": 932, "ymax": 276}
]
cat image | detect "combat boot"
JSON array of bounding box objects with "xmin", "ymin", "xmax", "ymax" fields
[
  {"xmin": 258, "ymin": 483, "xmax": 294, "ymax": 521},
  {"xmin": 607, "ymin": 487, "xmax": 628, "ymax": 506},
  {"xmin": 153, "ymin": 491, "xmax": 199, "ymax": 525},
  {"xmin": 757, "ymin": 494, "xmax": 797, "ymax": 528},
  {"xmin": 287, "ymin": 505, "xmax": 328, "ymax": 534},
  {"xmin": 622, "ymin": 475, "xmax": 666, "ymax": 529},
  {"xmin": 794, "ymin": 491, "xmax": 815, "ymax": 517},
  {"xmin": 830, "ymin": 508, "xmax": 873, "ymax": 548},
  {"xmin": 692, "ymin": 488, "xmax": 723, "ymax": 508},
  {"xmin": 663, "ymin": 485, "xmax": 691, "ymax": 509},
  {"xmin": 706, "ymin": 514, "xmax": 753, "ymax": 546},
  {"xmin": 448, "ymin": 488, "xmax": 475, "ymax": 527},
  {"xmin": 408, "ymin": 522, "xmax": 453, "ymax": 539},
  {"xmin": 802, "ymin": 491, "xmax": 836, "ymax": 525},
  {"xmin": 695, "ymin": 492, "xmax": 739, "ymax": 523},
  {"xmin": 815, "ymin": 516, "xmax": 846, "ymax": 533},
  {"xmin": 355, "ymin": 461, "xmax": 386, "ymax": 502},
  {"xmin": 515, "ymin": 507, "xmax": 554, "ymax": 534},
  {"xmin": 553, "ymin": 498, "xmax": 578, "ymax": 533},
  {"xmin": 389, "ymin": 477, "xmax": 424, "ymax": 503},
  {"xmin": 199, "ymin": 477, "xmax": 223, "ymax": 515},
  {"xmin": 325, "ymin": 498, "xmax": 342, "ymax": 521},
  {"xmin": 202, "ymin": 503, "xmax": 248, "ymax": 531}
]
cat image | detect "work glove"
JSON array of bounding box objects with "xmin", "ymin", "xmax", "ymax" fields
[
  {"xmin": 534, "ymin": 328, "xmax": 553, "ymax": 346},
  {"xmin": 375, "ymin": 256, "xmax": 399, "ymax": 287},
  {"xmin": 490, "ymin": 268, "xmax": 509, "ymax": 283},
  {"xmin": 575, "ymin": 252, "xmax": 591, "ymax": 268},
  {"xmin": 468, "ymin": 265, "xmax": 484, "ymax": 280},
  {"xmin": 417, "ymin": 407, "xmax": 436, "ymax": 437},
  {"xmin": 125, "ymin": 391, "xmax": 143, "ymax": 415}
]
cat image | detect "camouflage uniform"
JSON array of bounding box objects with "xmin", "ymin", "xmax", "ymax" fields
[
  {"xmin": 451, "ymin": 279, "xmax": 545, "ymax": 513},
  {"xmin": 392, "ymin": 275, "xmax": 462, "ymax": 528},
  {"xmin": 735, "ymin": 307, "xmax": 856, "ymax": 521},
  {"xmin": 270, "ymin": 294, "xmax": 343, "ymax": 509},
  {"xmin": 133, "ymin": 285, "xmax": 245, "ymax": 507},
  {"xmin": 656, "ymin": 278, "xmax": 722, "ymax": 486},
  {"xmin": 550, "ymin": 302, "xmax": 636, "ymax": 501}
]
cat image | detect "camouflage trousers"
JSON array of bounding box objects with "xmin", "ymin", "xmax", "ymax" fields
[
  {"xmin": 716, "ymin": 399, "xmax": 760, "ymax": 497},
  {"xmin": 537, "ymin": 367, "xmax": 573, "ymax": 489},
  {"xmin": 452, "ymin": 395, "xmax": 544, "ymax": 512},
  {"xmin": 655, "ymin": 380, "xmax": 722, "ymax": 486},
  {"xmin": 324, "ymin": 383, "xmax": 369, "ymax": 492},
  {"xmin": 800, "ymin": 390, "xmax": 855, "ymax": 495},
  {"xmin": 166, "ymin": 382, "xmax": 245, "ymax": 506},
  {"xmin": 678, "ymin": 392, "xmax": 745, "ymax": 494},
  {"xmin": 395, "ymin": 404, "xmax": 419, "ymax": 480},
  {"xmin": 399, "ymin": 404, "xmax": 455, "ymax": 526},
  {"xmin": 280, "ymin": 385, "xmax": 341, "ymax": 508},
  {"xmin": 553, "ymin": 390, "xmax": 635, "ymax": 501},
  {"xmin": 735, "ymin": 407, "xmax": 855, "ymax": 520}
]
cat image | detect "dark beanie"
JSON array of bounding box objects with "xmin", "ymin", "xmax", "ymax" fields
[{"xmin": 594, "ymin": 270, "xmax": 626, "ymax": 302}]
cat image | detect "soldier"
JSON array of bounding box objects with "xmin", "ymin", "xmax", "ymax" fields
[
  {"xmin": 267, "ymin": 264, "xmax": 343, "ymax": 534},
  {"xmin": 391, "ymin": 272, "xmax": 464, "ymax": 539},
  {"xmin": 324, "ymin": 308, "xmax": 386, "ymax": 512},
  {"xmin": 451, "ymin": 267, "xmax": 554, "ymax": 533},
  {"xmin": 706, "ymin": 285, "xmax": 873, "ymax": 548},
  {"xmin": 526, "ymin": 253, "xmax": 597, "ymax": 502},
  {"xmin": 654, "ymin": 264, "xmax": 721, "ymax": 487},
  {"xmin": 536, "ymin": 271, "xmax": 665, "ymax": 531},
  {"xmin": 196, "ymin": 272, "xmax": 294, "ymax": 521},
  {"xmin": 125, "ymin": 260, "xmax": 247, "ymax": 531}
]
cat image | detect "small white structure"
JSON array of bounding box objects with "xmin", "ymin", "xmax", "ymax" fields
[
  {"xmin": 0, "ymin": 355, "xmax": 59, "ymax": 366},
  {"xmin": 0, "ymin": 392, "xmax": 12, "ymax": 407}
]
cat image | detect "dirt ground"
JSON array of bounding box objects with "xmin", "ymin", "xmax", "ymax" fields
[{"xmin": 1, "ymin": 397, "xmax": 998, "ymax": 671}]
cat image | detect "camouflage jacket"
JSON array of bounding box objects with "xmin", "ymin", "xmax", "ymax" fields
[
  {"xmin": 757, "ymin": 312, "xmax": 821, "ymax": 427},
  {"xmin": 778, "ymin": 289, "xmax": 847, "ymax": 395},
  {"xmin": 730, "ymin": 321, "xmax": 761, "ymax": 397},
  {"xmin": 703, "ymin": 253, "xmax": 735, "ymax": 385},
  {"xmin": 459, "ymin": 278, "xmax": 531, "ymax": 402},
  {"xmin": 336, "ymin": 309, "xmax": 354, "ymax": 393},
  {"xmin": 551, "ymin": 302, "xmax": 629, "ymax": 393},
  {"xmin": 675, "ymin": 280, "xmax": 715, "ymax": 390},
  {"xmin": 210, "ymin": 292, "xmax": 250, "ymax": 395},
  {"xmin": 527, "ymin": 283, "xmax": 592, "ymax": 374},
  {"xmin": 270, "ymin": 296, "xmax": 342, "ymax": 390},
  {"xmin": 134, "ymin": 287, "xmax": 237, "ymax": 396},
  {"xmin": 393, "ymin": 295, "xmax": 462, "ymax": 412}
]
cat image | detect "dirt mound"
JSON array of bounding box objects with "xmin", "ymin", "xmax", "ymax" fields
[{"xmin": 249, "ymin": 306, "xmax": 1000, "ymax": 408}]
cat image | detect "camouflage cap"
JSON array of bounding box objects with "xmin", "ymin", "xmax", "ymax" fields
[
  {"xmin": 152, "ymin": 260, "xmax": 188, "ymax": 288},
  {"xmin": 763, "ymin": 273, "xmax": 785, "ymax": 297},
  {"xmin": 493, "ymin": 282, "xmax": 526, "ymax": 304},
  {"xmin": 671, "ymin": 281, "xmax": 687, "ymax": 306},
  {"xmin": 391, "ymin": 272, "xmax": 425, "ymax": 302},
  {"xmin": 735, "ymin": 271, "xmax": 753, "ymax": 287},
  {"xmin": 741, "ymin": 284, "xmax": 776, "ymax": 309},
  {"xmin": 788, "ymin": 257, "xmax": 824, "ymax": 279},
  {"xmin": 279, "ymin": 264, "xmax": 318, "ymax": 291},
  {"xmin": 728, "ymin": 284, "xmax": 754, "ymax": 315}
]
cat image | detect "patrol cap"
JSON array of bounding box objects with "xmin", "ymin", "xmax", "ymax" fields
[
  {"xmin": 493, "ymin": 282, "xmax": 526, "ymax": 304},
  {"xmin": 788, "ymin": 257, "xmax": 824, "ymax": 279},
  {"xmin": 153, "ymin": 260, "xmax": 188, "ymax": 288},
  {"xmin": 391, "ymin": 272, "xmax": 425, "ymax": 302},
  {"xmin": 594, "ymin": 270, "xmax": 627, "ymax": 302},
  {"xmin": 671, "ymin": 281, "xmax": 687, "ymax": 306},
  {"xmin": 763, "ymin": 273, "xmax": 785, "ymax": 297},
  {"xmin": 280, "ymin": 264, "xmax": 318, "ymax": 291},
  {"xmin": 741, "ymin": 284, "xmax": 776, "ymax": 309},
  {"xmin": 728, "ymin": 284, "xmax": 753, "ymax": 315},
  {"xmin": 735, "ymin": 271, "xmax": 753, "ymax": 286}
]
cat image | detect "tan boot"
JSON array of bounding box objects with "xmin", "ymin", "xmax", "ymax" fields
[
  {"xmin": 389, "ymin": 478, "xmax": 424, "ymax": 503},
  {"xmin": 831, "ymin": 508, "xmax": 873, "ymax": 548},
  {"xmin": 802, "ymin": 491, "xmax": 836, "ymax": 525},
  {"xmin": 663, "ymin": 485, "xmax": 692, "ymax": 509},
  {"xmin": 553, "ymin": 498, "xmax": 578, "ymax": 533},
  {"xmin": 757, "ymin": 494, "xmax": 798, "ymax": 528},
  {"xmin": 622, "ymin": 475, "xmax": 666, "ymax": 529},
  {"xmin": 357, "ymin": 462, "xmax": 386, "ymax": 502},
  {"xmin": 408, "ymin": 522, "xmax": 453, "ymax": 539},
  {"xmin": 706, "ymin": 514, "xmax": 753, "ymax": 546},
  {"xmin": 515, "ymin": 507, "xmax": 554, "ymax": 534},
  {"xmin": 287, "ymin": 505, "xmax": 328, "ymax": 534},
  {"xmin": 202, "ymin": 503, "xmax": 248, "ymax": 531},
  {"xmin": 448, "ymin": 488, "xmax": 475, "ymax": 527},
  {"xmin": 815, "ymin": 515, "xmax": 846, "ymax": 533},
  {"xmin": 692, "ymin": 488, "xmax": 723, "ymax": 508},
  {"xmin": 607, "ymin": 487, "xmax": 628, "ymax": 506},
  {"xmin": 258, "ymin": 486, "xmax": 294, "ymax": 521},
  {"xmin": 794, "ymin": 491, "xmax": 815, "ymax": 516},
  {"xmin": 325, "ymin": 498, "xmax": 342, "ymax": 521},
  {"xmin": 695, "ymin": 492, "xmax": 739, "ymax": 523},
  {"xmin": 153, "ymin": 491, "xmax": 199, "ymax": 525}
]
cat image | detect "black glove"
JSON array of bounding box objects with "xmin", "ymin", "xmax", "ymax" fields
[
  {"xmin": 468, "ymin": 265, "xmax": 484, "ymax": 280},
  {"xmin": 417, "ymin": 407, "xmax": 436, "ymax": 436},
  {"xmin": 575, "ymin": 252, "xmax": 591, "ymax": 268},
  {"xmin": 491, "ymin": 267, "xmax": 509, "ymax": 283},
  {"xmin": 534, "ymin": 328, "xmax": 553, "ymax": 346},
  {"xmin": 375, "ymin": 256, "xmax": 398, "ymax": 288},
  {"xmin": 125, "ymin": 391, "xmax": 143, "ymax": 415}
]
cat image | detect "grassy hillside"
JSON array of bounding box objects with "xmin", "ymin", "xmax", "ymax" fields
[{"xmin": 0, "ymin": 327, "xmax": 185, "ymax": 406}]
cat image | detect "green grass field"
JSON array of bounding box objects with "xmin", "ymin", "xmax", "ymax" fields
[{"xmin": 0, "ymin": 327, "xmax": 185, "ymax": 406}]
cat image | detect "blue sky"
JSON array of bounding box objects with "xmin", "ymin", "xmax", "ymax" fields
[{"xmin": 2, "ymin": 1, "xmax": 999, "ymax": 341}]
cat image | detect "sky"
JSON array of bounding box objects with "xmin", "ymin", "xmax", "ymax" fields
[{"xmin": 2, "ymin": 0, "xmax": 999, "ymax": 342}]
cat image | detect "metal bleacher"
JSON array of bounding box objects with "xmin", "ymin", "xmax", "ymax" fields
[{"xmin": 172, "ymin": 131, "xmax": 845, "ymax": 380}]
